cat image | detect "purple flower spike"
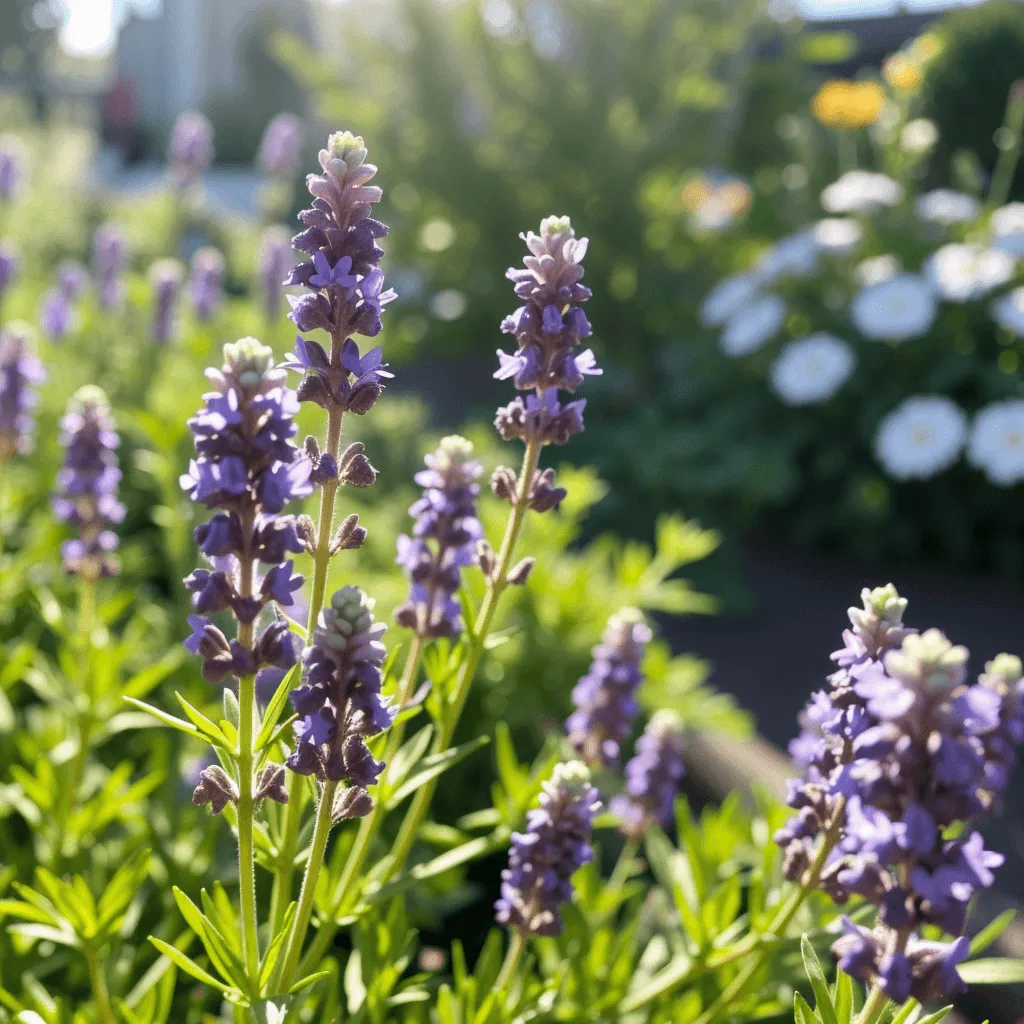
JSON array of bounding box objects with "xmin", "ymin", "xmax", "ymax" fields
[
  {"xmin": 286, "ymin": 586, "xmax": 391, "ymax": 811},
  {"xmin": 149, "ymin": 259, "xmax": 184, "ymax": 343},
  {"xmin": 259, "ymin": 113, "xmax": 304, "ymax": 179},
  {"xmin": 0, "ymin": 241, "xmax": 18, "ymax": 304},
  {"xmin": 258, "ymin": 226, "xmax": 293, "ymax": 321},
  {"xmin": 611, "ymin": 710, "xmax": 686, "ymax": 837},
  {"xmin": 58, "ymin": 260, "xmax": 89, "ymax": 299},
  {"xmin": 494, "ymin": 215, "xmax": 597, "ymax": 448},
  {"xmin": 181, "ymin": 338, "xmax": 312, "ymax": 684},
  {"xmin": 394, "ymin": 436, "xmax": 483, "ymax": 639},
  {"xmin": 283, "ymin": 131, "xmax": 397, "ymax": 414},
  {"xmin": 0, "ymin": 323, "xmax": 45, "ymax": 461},
  {"xmin": 495, "ymin": 761, "xmax": 600, "ymax": 937},
  {"xmin": 53, "ymin": 386, "xmax": 124, "ymax": 580},
  {"xmin": 0, "ymin": 136, "xmax": 24, "ymax": 202},
  {"xmin": 169, "ymin": 110, "xmax": 213, "ymax": 187},
  {"xmin": 776, "ymin": 584, "xmax": 1024, "ymax": 1004},
  {"xmin": 92, "ymin": 223, "xmax": 127, "ymax": 309},
  {"xmin": 187, "ymin": 246, "xmax": 225, "ymax": 322},
  {"xmin": 566, "ymin": 608, "xmax": 652, "ymax": 767},
  {"xmin": 41, "ymin": 288, "xmax": 73, "ymax": 340}
]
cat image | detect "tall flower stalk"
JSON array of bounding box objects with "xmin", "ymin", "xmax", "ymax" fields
[
  {"xmin": 181, "ymin": 337, "xmax": 311, "ymax": 983},
  {"xmin": 266, "ymin": 129, "xmax": 394, "ymax": 949}
]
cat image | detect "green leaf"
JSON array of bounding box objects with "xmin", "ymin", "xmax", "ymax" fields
[
  {"xmin": 834, "ymin": 971, "xmax": 853, "ymax": 1024},
  {"xmin": 258, "ymin": 904, "xmax": 297, "ymax": 990},
  {"xmin": 148, "ymin": 936, "xmax": 236, "ymax": 995},
  {"xmin": 384, "ymin": 735, "xmax": 490, "ymax": 809},
  {"xmin": 123, "ymin": 698, "xmax": 200, "ymax": 740},
  {"xmin": 915, "ymin": 1007, "xmax": 953, "ymax": 1024},
  {"xmin": 795, "ymin": 991, "xmax": 821, "ymax": 1024},
  {"xmin": 171, "ymin": 888, "xmax": 245, "ymax": 992},
  {"xmin": 288, "ymin": 970, "xmax": 330, "ymax": 995},
  {"xmin": 255, "ymin": 664, "xmax": 300, "ymax": 751},
  {"xmin": 957, "ymin": 958, "xmax": 1024, "ymax": 984},
  {"xmin": 969, "ymin": 909, "xmax": 1017, "ymax": 956},
  {"xmin": 890, "ymin": 999, "xmax": 920, "ymax": 1024},
  {"xmin": 175, "ymin": 692, "xmax": 232, "ymax": 749},
  {"xmin": 802, "ymin": 935, "xmax": 839, "ymax": 1024}
]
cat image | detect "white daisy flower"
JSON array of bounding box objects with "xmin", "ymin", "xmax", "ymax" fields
[
  {"xmin": 756, "ymin": 231, "xmax": 819, "ymax": 282},
  {"xmin": 991, "ymin": 202, "xmax": 1024, "ymax": 257},
  {"xmin": 769, "ymin": 333, "xmax": 856, "ymax": 406},
  {"xmin": 874, "ymin": 396, "xmax": 967, "ymax": 480},
  {"xmin": 851, "ymin": 273, "xmax": 937, "ymax": 342},
  {"xmin": 856, "ymin": 254, "xmax": 902, "ymax": 287},
  {"xmin": 993, "ymin": 285, "xmax": 1024, "ymax": 337},
  {"xmin": 720, "ymin": 294, "xmax": 786, "ymax": 357},
  {"xmin": 915, "ymin": 189, "xmax": 981, "ymax": 227},
  {"xmin": 900, "ymin": 118, "xmax": 938, "ymax": 154},
  {"xmin": 969, "ymin": 400, "xmax": 1024, "ymax": 485},
  {"xmin": 924, "ymin": 243, "xmax": 1016, "ymax": 302},
  {"xmin": 813, "ymin": 218, "xmax": 863, "ymax": 255},
  {"xmin": 821, "ymin": 171, "xmax": 903, "ymax": 215},
  {"xmin": 700, "ymin": 272, "xmax": 761, "ymax": 327}
]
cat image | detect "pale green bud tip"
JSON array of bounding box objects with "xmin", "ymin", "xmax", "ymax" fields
[
  {"xmin": 540, "ymin": 214, "xmax": 574, "ymax": 238},
  {"xmin": 862, "ymin": 583, "xmax": 907, "ymax": 624},
  {"xmin": 987, "ymin": 653, "xmax": 1023, "ymax": 683},
  {"xmin": 552, "ymin": 760, "xmax": 592, "ymax": 797},
  {"xmin": 649, "ymin": 709, "xmax": 684, "ymax": 735},
  {"xmin": 70, "ymin": 384, "xmax": 110, "ymax": 415},
  {"xmin": 327, "ymin": 131, "xmax": 366, "ymax": 162},
  {"xmin": 223, "ymin": 337, "xmax": 274, "ymax": 379},
  {"xmin": 896, "ymin": 629, "xmax": 968, "ymax": 689},
  {"xmin": 438, "ymin": 435, "xmax": 474, "ymax": 460},
  {"xmin": 148, "ymin": 257, "xmax": 183, "ymax": 283},
  {"xmin": 610, "ymin": 607, "xmax": 646, "ymax": 631},
  {"xmin": 331, "ymin": 584, "xmax": 375, "ymax": 623}
]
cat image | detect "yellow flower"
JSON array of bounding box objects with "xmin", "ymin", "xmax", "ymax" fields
[
  {"xmin": 911, "ymin": 32, "xmax": 943, "ymax": 64},
  {"xmin": 883, "ymin": 54, "xmax": 923, "ymax": 94},
  {"xmin": 812, "ymin": 80, "xmax": 886, "ymax": 131}
]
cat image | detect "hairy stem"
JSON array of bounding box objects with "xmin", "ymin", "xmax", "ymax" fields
[
  {"xmin": 268, "ymin": 401, "xmax": 344, "ymax": 933},
  {"xmin": 84, "ymin": 944, "xmax": 116, "ymax": 1024},
  {"xmin": 495, "ymin": 930, "xmax": 526, "ymax": 992},
  {"xmin": 857, "ymin": 984, "xmax": 890, "ymax": 1024}
]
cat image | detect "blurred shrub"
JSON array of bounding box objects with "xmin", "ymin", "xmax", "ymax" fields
[{"xmin": 922, "ymin": 0, "xmax": 1024, "ymax": 199}]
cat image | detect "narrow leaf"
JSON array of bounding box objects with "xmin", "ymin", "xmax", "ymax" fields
[
  {"xmin": 957, "ymin": 958, "xmax": 1024, "ymax": 984},
  {"xmin": 801, "ymin": 935, "xmax": 839, "ymax": 1024}
]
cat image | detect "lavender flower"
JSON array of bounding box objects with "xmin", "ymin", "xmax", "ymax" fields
[
  {"xmin": 257, "ymin": 225, "xmax": 292, "ymax": 320},
  {"xmin": 282, "ymin": 132, "xmax": 396, "ymax": 414},
  {"xmin": 180, "ymin": 337, "xmax": 312, "ymax": 685},
  {"xmin": 58, "ymin": 260, "xmax": 89, "ymax": 299},
  {"xmin": 0, "ymin": 136, "xmax": 24, "ymax": 202},
  {"xmin": 777, "ymin": 585, "xmax": 1024, "ymax": 1004},
  {"xmin": 92, "ymin": 223, "xmax": 127, "ymax": 309},
  {"xmin": 259, "ymin": 113, "xmax": 304, "ymax": 179},
  {"xmin": 611, "ymin": 710, "xmax": 686, "ymax": 837},
  {"xmin": 169, "ymin": 111, "xmax": 213, "ymax": 187},
  {"xmin": 395, "ymin": 436, "xmax": 483, "ymax": 639},
  {"xmin": 187, "ymin": 246, "xmax": 225, "ymax": 322},
  {"xmin": 494, "ymin": 761, "xmax": 600, "ymax": 937},
  {"xmin": 566, "ymin": 608, "xmax": 652, "ymax": 766},
  {"xmin": 40, "ymin": 288, "xmax": 72, "ymax": 340},
  {"xmin": 494, "ymin": 216, "xmax": 599, "ymax": 448},
  {"xmin": 286, "ymin": 586, "xmax": 391, "ymax": 817},
  {"xmin": 0, "ymin": 323, "xmax": 45, "ymax": 461},
  {"xmin": 53, "ymin": 386, "xmax": 125, "ymax": 580},
  {"xmin": 149, "ymin": 258, "xmax": 184, "ymax": 343},
  {"xmin": 0, "ymin": 241, "xmax": 18, "ymax": 304}
]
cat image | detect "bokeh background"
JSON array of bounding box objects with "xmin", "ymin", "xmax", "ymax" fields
[{"xmin": 5, "ymin": 0, "xmax": 1024, "ymax": 970}]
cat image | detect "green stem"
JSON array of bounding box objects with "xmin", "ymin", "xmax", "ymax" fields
[
  {"xmin": 291, "ymin": 633, "xmax": 427, "ymax": 982},
  {"xmin": 387, "ymin": 436, "xmax": 544, "ymax": 879},
  {"xmin": 84, "ymin": 944, "xmax": 116, "ymax": 1024},
  {"xmin": 268, "ymin": 403, "xmax": 345, "ymax": 934},
  {"xmin": 495, "ymin": 931, "xmax": 526, "ymax": 992},
  {"xmin": 857, "ymin": 984, "xmax": 890, "ymax": 1024},
  {"xmin": 608, "ymin": 836, "xmax": 641, "ymax": 892},
  {"xmin": 273, "ymin": 777, "xmax": 337, "ymax": 992},
  {"xmin": 237, "ymin": 670, "xmax": 260, "ymax": 987},
  {"xmin": 989, "ymin": 81, "xmax": 1024, "ymax": 209}
]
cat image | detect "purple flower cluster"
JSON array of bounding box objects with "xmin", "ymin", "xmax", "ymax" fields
[
  {"xmin": 494, "ymin": 216, "xmax": 599, "ymax": 448},
  {"xmin": 0, "ymin": 323, "xmax": 45, "ymax": 461},
  {"xmin": 282, "ymin": 131, "xmax": 396, "ymax": 415},
  {"xmin": 611, "ymin": 710, "xmax": 686, "ymax": 837},
  {"xmin": 259, "ymin": 113, "xmax": 304, "ymax": 179},
  {"xmin": 92, "ymin": 223, "xmax": 127, "ymax": 309},
  {"xmin": 566, "ymin": 608, "xmax": 652, "ymax": 767},
  {"xmin": 53, "ymin": 386, "xmax": 125, "ymax": 580},
  {"xmin": 149, "ymin": 259, "xmax": 184, "ymax": 343},
  {"xmin": 187, "ymin": 246, "xmax": 225, "ymax": 322},
  {"xmin": 40, "ymin": 258, "xmax": 88, "ymax": 341},
  {"xmin": 395, "ymin": 436, "xmax": 483, "ymax": 639},
  {"xmin": 169, "ymin": 111, "xmax": 214, "ymax": 187},
  {"xmin": 0, "ymin": 136, "xmax": 23, "ymax": 202},
  {"xmin": 286, "ymin": 586, "xmax": 391, "ymax": 817},
  {"xmin": 181, "ymin": 338, "xmax": 312, "ymax": 685},
  {"xmin": 778, "ymin": 585, "xmax": 1024, "ymax": 1004},
  {"xmin": 58, "ymin": 260, "xmax": 89, "ymax": 300},
  {"xmin": 257, "ymin": 226, "xmax": 292, "ymax": 320},
  {"xmin": 495, "ymin": 761, "xmax": 600, "ymax": 937}
]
